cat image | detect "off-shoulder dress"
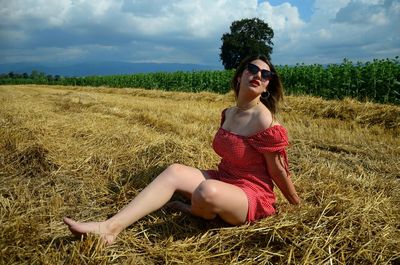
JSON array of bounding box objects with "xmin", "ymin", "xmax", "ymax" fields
[{"xmin": 205, "ymin": 109, "xmax": 290, "ymax": 222}]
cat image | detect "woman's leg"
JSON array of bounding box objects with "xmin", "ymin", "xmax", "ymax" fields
[
  {"xmin": 191, "ymin": 179, "xmax": 249, "ymax": 225},
  {"xmin": 63, "ymin": 163, "xmax": 208, "ymax": 244}
]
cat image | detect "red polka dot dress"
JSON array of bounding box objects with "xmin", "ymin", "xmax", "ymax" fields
[{"xmin": 206, "ymin": 109, "xmax": 290, "ymax": 222}]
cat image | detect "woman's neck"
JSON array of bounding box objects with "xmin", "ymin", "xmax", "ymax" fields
[{"xmin": 236, "ymin": 97, "xmax": 260, "ymax": 111}]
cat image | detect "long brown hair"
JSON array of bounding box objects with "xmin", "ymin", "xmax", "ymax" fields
[{"xmin": 231, "ymin": 54, "xmax": 284, "ymax": 114}]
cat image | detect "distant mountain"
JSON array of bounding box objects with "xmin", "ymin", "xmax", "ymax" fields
[{"xmin": 0, "ymin": 61, "xmax": 223, "ymax": 77}]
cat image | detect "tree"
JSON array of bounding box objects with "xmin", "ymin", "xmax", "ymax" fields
[
  {"xmin": 47, "ymin": 75, "xmax": 54, "ymax": 82},
  {"xmin": 30, "ymin": 70, "xmax": 39, "ymax": 79},
  {"xmin": 220, "ymin": 18, "xmax": 274, "ymax": 69}
]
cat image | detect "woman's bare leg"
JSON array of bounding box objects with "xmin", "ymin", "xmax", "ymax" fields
[
  {"xmin": 64, "ymin": 164, "xmax": 208, "ymax": 244},
  {"xmin": 191, "ymin": 179, "xmax": 249, "ymax": 225},
  {"xmin": 165, "ymin": 179, "xmax": 249, "ymax": 225}
]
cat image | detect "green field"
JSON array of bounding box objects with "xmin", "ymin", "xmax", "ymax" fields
[{"xmin": 1, "ymin": 57, "xmax": 399, "ymax": 104}]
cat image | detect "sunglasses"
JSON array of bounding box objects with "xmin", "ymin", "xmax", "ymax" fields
[{"xmin": 247, "ymin": 63, "xmax": 274, "ymax": 81}]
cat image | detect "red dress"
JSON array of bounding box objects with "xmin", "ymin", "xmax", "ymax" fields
[{"xmin": 206, "ymin": 109, "xmax": 290, "ymax": 222}]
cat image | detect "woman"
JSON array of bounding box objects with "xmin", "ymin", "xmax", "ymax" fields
[{"xmin": 63, "ymin": 54, "xmax": 300, "ymax": 245}]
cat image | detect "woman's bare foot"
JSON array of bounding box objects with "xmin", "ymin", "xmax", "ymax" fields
[
  {"xmin": 165, "ymin": 201, "xmax": 191, "ymax": 215},
  {"xmin": 63, "ymin": 217, "xmax": 119, "ymax": 245}
]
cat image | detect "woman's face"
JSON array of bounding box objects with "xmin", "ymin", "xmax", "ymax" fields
[{"xmin": 238, "ymin": 59, "xmax": 271, "ymax": 96}]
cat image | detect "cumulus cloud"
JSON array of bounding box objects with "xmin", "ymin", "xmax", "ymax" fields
[
  {"xmin": 272, "ymin": 0, "xmax": 400, "ymax": 64},
  {"xmin": 1, "ymin": 0, "xmax": 287, "ymax": 64},
  {"xmin": 0, "ymin": 0, "xmax": 398, "ymax": 66},
  {"xmin": 334, "ymin": 0, "xmax": 390, "ymax": 25},
  {"xmin": 257, "ymin": 1, "xmax": 306, "ymax": 52}
]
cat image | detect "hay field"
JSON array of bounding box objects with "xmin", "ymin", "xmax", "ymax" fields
[{"xmin": 0, "ymin": 84, "xmax": 399, "ymax": 264}]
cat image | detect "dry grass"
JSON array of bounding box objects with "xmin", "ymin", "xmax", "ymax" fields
[{"xmin": 0, "ymin": 84, "xmax": 399, "ymax": 264}]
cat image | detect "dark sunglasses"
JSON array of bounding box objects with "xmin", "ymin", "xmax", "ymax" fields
[{"xmin": 247, "ymin": 63, "xmax": 274, "ymax": 81}]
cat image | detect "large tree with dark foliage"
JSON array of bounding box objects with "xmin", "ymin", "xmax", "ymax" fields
[{"xmin": 220, "ymin": 18, "xmax": 274, "ymax": 69}]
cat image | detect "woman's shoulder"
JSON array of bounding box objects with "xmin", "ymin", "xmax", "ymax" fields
[
  {"xmin": 219, "ymin": 107, "xmax": 233, "ymax": 125},
  {"xmin": 255, "ymin": 106, "xmax": 277, "ymax": 130},
  {"xmin": 221, "ymin": 107, "xmax": 236, "ymax": 119},
  {"xmin": 223, "ymin": 106, "xmax": 235, "ymax": 114}
]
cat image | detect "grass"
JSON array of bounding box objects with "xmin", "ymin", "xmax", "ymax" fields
[{"xmin": 0, "ymin": 84, "xmax": 399, "ymax": 264}]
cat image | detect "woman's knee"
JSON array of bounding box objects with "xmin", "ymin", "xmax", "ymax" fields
[
  {"xmin": 159, "ymin": 163, "xmax": 185, "ymax": 184},
  {"xmin": 191, "ymin": 180, "xmax": 219, "ymax": 219},
  {"xmin": 160, "ymin": 163, "xmax": 202, "ymax": 187},
  {"xmin": 192, "ymin": 180, "xmax": 219, "ymax": 205},
  {"xmin": 165, "ymin": 163, "xmax": 185, "ymax": 175}
]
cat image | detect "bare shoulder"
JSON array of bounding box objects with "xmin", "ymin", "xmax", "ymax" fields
[
  {"xmin": 256, "ymin": 106, "xmax": 279, "ymax": 129},
  {"xmin": 225, "ymin": 106, "xmax": 235, "ymax": 113},
  {"xmin": 224, "ymin": 107, "xmax": 236, "ymax": 118}
]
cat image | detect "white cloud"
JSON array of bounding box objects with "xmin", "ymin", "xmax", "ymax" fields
[
  {"xmin": 256, "ymin": 1, "xmax": 306, "ymax": 55},
  {"xmin": 312, "ymin": 0, "xmax": 351, "ymax": 20},
  {"xmin": 318, "ymin": 29, "xmax": 332, "ymax": 40},
  {"xmin": 0, "ymin": 0, "xmax": 398, "ymax": 66},
  {"xmin": 271, "ymin": 0, "xmax": 400, "ymax": 64},
  {"xmin": 0, "ymin": 0, "xmax": 71, "ymax": 27},
  {"xmin": 118, "ymin": 0, "xmax": 260, "ymax": 38},
  {"xmin": 0, "ymin": 46, "xmax": 88, "ymax": 63},
  {"xmin": 1, "ymin": 0, "xmax": 302, "ymax": 64},
  {"xmin": 258, "ymin": 2, "xmax": 305, "ymax": 32},
  {"xmin": 370, "ymin": 11, "xmax": 389, "ymax": 25}
]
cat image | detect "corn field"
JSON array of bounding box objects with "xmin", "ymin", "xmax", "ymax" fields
[
  {"xmin": 1, "ymin": 57, "xmax": 399, "ymax": 104},
  {"xmin": 279, "ymin": 57, "xmax": 400, "ymax": 104}
]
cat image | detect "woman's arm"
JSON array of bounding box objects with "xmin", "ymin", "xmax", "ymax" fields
[{"xmin": 263, "ymin": 152, "xmax": 300, "ymax": 205}]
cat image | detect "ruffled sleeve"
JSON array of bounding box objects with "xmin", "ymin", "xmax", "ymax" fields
[
  {"xmin": 247, "ymin": 126, "xmax": 290, "ymax": 175},
  {"xmin": 247, "ymin": 126, "xmax": 289, "ymax": 153}
]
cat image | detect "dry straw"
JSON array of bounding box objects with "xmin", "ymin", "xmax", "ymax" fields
[{"xmin": 1, "ymin": 85, "xmax": 399, "ymax": 264}]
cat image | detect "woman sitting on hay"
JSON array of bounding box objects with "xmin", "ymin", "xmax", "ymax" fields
[{"xmin": 64, "ymin": 54, "xmax": 300, "ymax": 244}]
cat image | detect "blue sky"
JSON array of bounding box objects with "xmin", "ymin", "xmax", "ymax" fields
[
  {"xmin": 1, "ymin": 0, "xmax": 399, "ymax": 68},
  {"xmin": 260, "ymin": 0, "xmax": 315, "ymax": 21}
]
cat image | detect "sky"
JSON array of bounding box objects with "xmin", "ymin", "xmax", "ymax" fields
[{"xmin": 0, "ymin": 0, "xmax": 399, "ymax": 68}]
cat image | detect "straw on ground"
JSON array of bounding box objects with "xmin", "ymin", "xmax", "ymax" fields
[{"xmin": 0, "ymin": 85, "xmax": 399, "ymax": 264}]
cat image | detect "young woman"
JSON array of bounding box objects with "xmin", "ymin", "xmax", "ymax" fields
[{"xmin": 63, "ymin": 54, "xmax": 300, "ymax": 244}]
